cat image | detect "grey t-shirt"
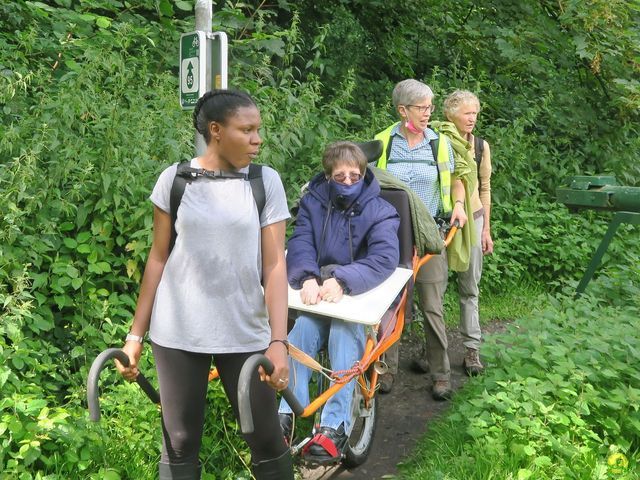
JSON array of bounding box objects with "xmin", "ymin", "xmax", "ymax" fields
[{"xmin": 148, "ymin": 158, "xmax": 290, "ymax": 353}]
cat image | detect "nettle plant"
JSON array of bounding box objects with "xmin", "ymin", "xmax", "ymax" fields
[{"xmin": 401, "ymin": 275, "xmax": 639, "ymax": 479}]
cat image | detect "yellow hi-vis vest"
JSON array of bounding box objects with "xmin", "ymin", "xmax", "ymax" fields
[{"xmin": 374, "ymin": 123, "xmax": 453, "ymax": 215}]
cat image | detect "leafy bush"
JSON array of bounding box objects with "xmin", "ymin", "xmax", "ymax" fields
[
  {"xmin": 1, "ymin": 0, "xmax": 638, "ymax": 478},
  {"xmin": 0, "ymin": 1, "xmax": 371, "ymax": 478},
  {"xmin": 481, "ymin": 194, "xmax": 639, "ymax": 294},
  {"xmin": 400, "ymin": 275, "xmax": 640, "ymax": 479}
]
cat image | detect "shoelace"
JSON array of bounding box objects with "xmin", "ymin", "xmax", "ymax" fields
[{"xmin": 466, "ymin": 350, "xmax": 481, "ymax": 365}]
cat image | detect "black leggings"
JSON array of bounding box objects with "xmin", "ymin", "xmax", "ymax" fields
[{"xmin": 151, "ymin": 342, "xmax": 288, "ymax": 465}]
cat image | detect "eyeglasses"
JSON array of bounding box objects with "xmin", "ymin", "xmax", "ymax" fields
[
  {"xmin": 406, "ymin": 104, "xmax": 435, "ymax": 114},
  {"xmin": 332, "ymin": 172, "xmax": 362, "ymax": 184}
]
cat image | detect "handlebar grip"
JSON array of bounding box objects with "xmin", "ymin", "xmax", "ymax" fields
[
  {"xmin": 238, "ymin": 353, "xmax": 304, "ymax": 434},
  {"xmin": 87, "ymin": 348, "xmax": 160, "ymax": 422}
]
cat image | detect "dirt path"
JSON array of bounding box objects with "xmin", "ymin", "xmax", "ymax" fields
[{"xmin": 296, "ymin": 322, "xmax": 507, "ymax": 480}]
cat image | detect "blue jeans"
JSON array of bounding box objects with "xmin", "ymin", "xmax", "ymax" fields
[{"xmin": 279, "ymin": 314, "xmax": 365, "ymax": 431}]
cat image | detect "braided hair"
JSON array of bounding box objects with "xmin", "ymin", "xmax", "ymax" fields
[{"xmin": 192, "ymin": 89, "xmax": 257, "ymax": 143}]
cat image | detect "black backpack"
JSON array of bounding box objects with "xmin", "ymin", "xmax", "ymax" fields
[{"xmin": 168, "ymin": 161, "xmax": 265, "ymax": 252}]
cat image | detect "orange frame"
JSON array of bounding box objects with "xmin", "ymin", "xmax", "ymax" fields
[{"xmin": 209, "ymin": 227, "xmax": 458, "ymax": 419}]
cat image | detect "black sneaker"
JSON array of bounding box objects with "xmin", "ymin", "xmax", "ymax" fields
[{"xmin": 303, "ymin": 425, "xmax": 348, "ymax": 464}]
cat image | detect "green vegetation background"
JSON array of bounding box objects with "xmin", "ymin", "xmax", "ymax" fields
[{"xmin": 0, "ymin": 0, "xmax": 638, "ymax": 478}]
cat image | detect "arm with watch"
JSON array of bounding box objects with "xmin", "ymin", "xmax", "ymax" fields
[
  {"xmin": 116, "ymin": 206, "xmax": 171, "ymax": 382},
  {"xmin": 260, "ymin": 220, "xmax": 290, "ymax": 391},
  {"xmin": 450, "ymin": 177, "xmax": 468, "ymax": 229}
]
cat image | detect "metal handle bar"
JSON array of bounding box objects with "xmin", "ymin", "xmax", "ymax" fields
[
  {"xmin": 414, "ymin": 220, "xmax": 460, "ymax": 275},
  {"xmin": 87, "ymin": 348, "xmax": 160, "ymax": 422},
  {"xmin": 238, "ymin": 353, "xmax": 304, "ymax": 434}
]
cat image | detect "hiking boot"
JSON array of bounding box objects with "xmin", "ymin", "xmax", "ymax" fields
[
  {"xmin": 432, "ymin": 380, "xmax": 452, "ymax": 401},
  {"xmin": 463, "ymin": 348, "xmax": 484, "ymax": 377},
  {"xmin": 303, "ymin": 425, "xmax": 348, "ymax": 465},
  {"xmin": 410, "ymin": 357, "xmax": 430, "ymax": 374},
  {"xmin": 378, "ymin": 373, "xmax": 394, "ymax": 394},
  {"xmin": 278, "ymin": 413, "xmax": 293, "ymax": 444}
]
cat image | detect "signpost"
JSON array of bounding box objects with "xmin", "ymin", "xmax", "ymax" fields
[
  {"xmin": 179, "ymin": 31, "xmax": 206, "ymax": 109},
  {"xmin": 209, "ymin": 32, "xmax": 228, "ymax": 90},
  {"xmin": 179, "ymin": 31, "xmax": 228, "ymax": 110},
  {"xmin": 182, "ymin": 2, "xmax": 228, "ymax": 154}
]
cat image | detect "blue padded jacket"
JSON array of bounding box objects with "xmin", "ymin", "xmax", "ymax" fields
[{"xmin": 287, "ymin": 168, "xmax": 400, "ymax": 296}]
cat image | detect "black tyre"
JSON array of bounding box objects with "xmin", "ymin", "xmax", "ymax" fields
[{"xmin": 342, "ymin": 377, "xmax": 378, "ymax": 468}]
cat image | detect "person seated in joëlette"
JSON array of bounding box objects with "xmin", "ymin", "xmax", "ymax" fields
[{"xmin": 279, "ymin": 141, "xmax": 400, "ymax": 464}]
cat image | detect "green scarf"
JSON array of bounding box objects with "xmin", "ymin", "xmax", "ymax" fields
[{"xmin": 430, "ymin": 121, "xmax": 478, "ymax": 272}]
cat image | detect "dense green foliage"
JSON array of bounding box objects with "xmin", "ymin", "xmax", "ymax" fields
[
  {"xmin": 401, "ymin": 274, "xmax": 640, "ymax": 479},
  {"xmin": 1, "ymin": 0, "xmax": 638, "ymax": 478}
]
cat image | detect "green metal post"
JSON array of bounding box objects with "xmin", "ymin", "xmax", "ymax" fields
[{"xmin": 575, "ymin": 211, "xmax": 640, "ymax": 297}]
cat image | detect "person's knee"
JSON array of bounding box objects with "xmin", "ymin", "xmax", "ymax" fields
[
  {"xmin": 164, "ymin": 428, "xmax": 201, "ymax": 463},
  {"xmin": 329, "ymin": 321, "xmax": 364, "ymax": 352},
  {"xmin": 290, "ymin": 316, "xmax": 320, "ymax": 338},
  {"xmin": 290, "ymin": 316, "xmax": 326, "ymax": 351},
  {"xmin": 457, "ymin": 280, "xmax": 478, "ymax": 298},
  {"xmin": 330, "ymin": 319, "xmax": 361, "ymax": 337}
]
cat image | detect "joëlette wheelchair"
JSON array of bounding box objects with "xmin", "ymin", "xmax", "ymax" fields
[
  {"xmin": 235, "ymin": 140, "xmax": 459, "ymax": 468},
  {"xmin": 86, "ymin": 140, "xmax": 458, "ymax": 470}
]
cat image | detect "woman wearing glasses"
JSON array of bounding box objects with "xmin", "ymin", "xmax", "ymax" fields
[
  {"xmin": 374, "ymin": 79, "xmax": 467, "ymax": 400},
  {"xmin": 278, "ymin": 141, "xmax": 400, "ymax": 464}
]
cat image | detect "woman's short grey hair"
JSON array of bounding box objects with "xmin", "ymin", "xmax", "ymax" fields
[
  {"xmin": 322, "ymin": 141, "xmax": 367, "ymax": 176},
  {"xmin": 443, "ymin": 90, "xmax": 480, "ymax": 119},
  {"xmin": 392, "ymin": 79, "xmax": 434, "ymax": 109}
]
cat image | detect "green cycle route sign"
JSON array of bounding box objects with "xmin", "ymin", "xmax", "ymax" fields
[{"xmin": 180, "ymin": 31, "xmax": 206, "ymax": 109}]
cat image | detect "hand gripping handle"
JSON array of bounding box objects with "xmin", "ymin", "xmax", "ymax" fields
[
  {"xmin": 237, "ymin": 353, "xmax": 304, "ymax": 434},
  {"xmin": 87, "ymin": 348, "xmax": 160, "ymax": 422}
]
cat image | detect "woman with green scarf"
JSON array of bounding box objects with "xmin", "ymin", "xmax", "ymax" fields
[{"xmin": 443, "ymin": 90, "xmax": 494, "ymax": 377}]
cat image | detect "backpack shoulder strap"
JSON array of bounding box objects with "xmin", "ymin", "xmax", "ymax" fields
[
  {"xmin": 385, "ymin": 135, "xmax": 394, "ymax": 162},
  {"xmin": 474, "ymin": 135, "xmax": 484, "ymax": 166},
  {"xmin": 248, "ymin": 163, "xmax": 266, "ymax": 218},
  {"xmin": 169, "ymin": 161, "xmax": 194, "ymax": 253},
  {"xmin": 169, "ymin": 162, "xmax": 265, "ymax": 253},
  {"xmin": 429, "ymin": 137, "xmax": 440, "ymax": 166}
]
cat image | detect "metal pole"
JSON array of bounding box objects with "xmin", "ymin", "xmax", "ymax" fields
[
  {"xmin": 575, "ymin": 211, "xmax": 640, "ymax": 298},
  {"xmin": 194, "ymin": 0, "xmax": 211, "ymax": 32},
  {"xmin": 194, "ymin": 0, "xmax": 212, "ymax": 156}
]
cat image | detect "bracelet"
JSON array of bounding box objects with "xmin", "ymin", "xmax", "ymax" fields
[
  {"xmin": 126, "ymin": 333, "xmax": 144, "ymax": 344},
  {"xmin": 455, "ymin": 200, "xmax": 464, "ymax": 206},
  {"xmin": 269, "ymin": 339, "xmax": 289, "ymax": 352}
]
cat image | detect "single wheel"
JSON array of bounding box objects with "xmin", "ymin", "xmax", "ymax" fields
[{"xmin": 342, "ymin": 374, "xmax": 377, "ymax": 468}]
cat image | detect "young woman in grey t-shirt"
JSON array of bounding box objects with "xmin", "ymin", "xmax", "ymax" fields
[{"xmin": 116, "ymin": 90, "xmax": 293, "ymax": 479}]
